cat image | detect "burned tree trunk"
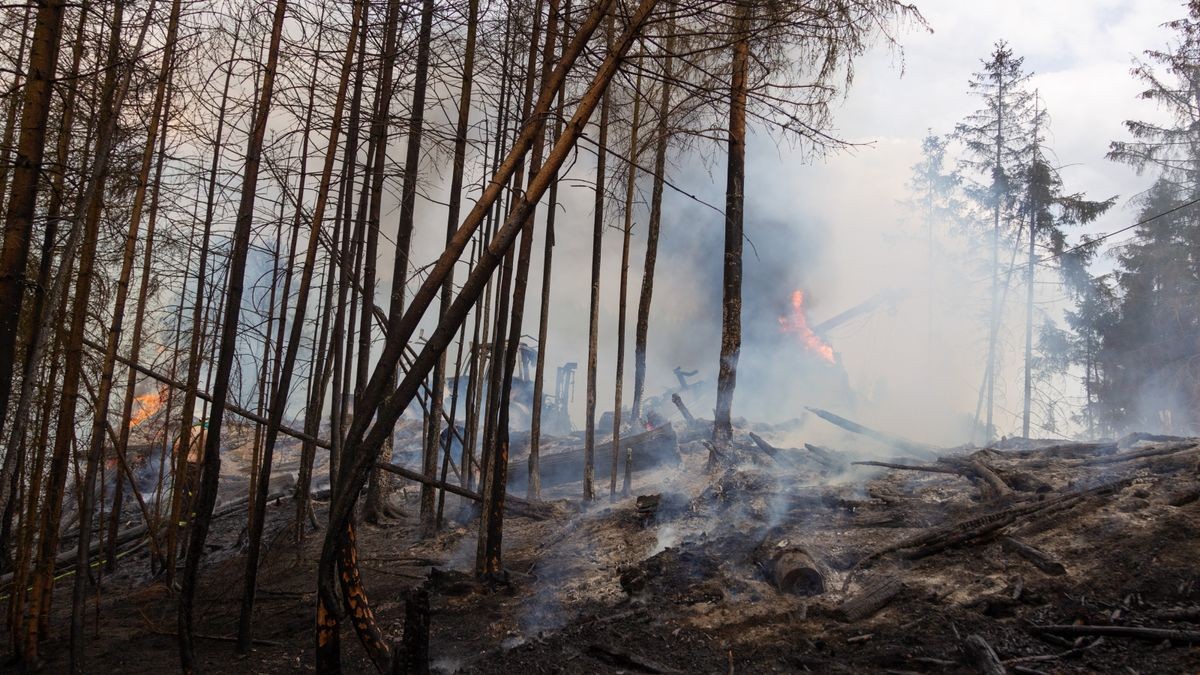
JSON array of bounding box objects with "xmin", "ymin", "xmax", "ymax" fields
[
  {"xmin": 0, "ymin": 0, "xmax": 68, "ymax": 446},
  {"xmin": 585, "ymin": 11, "xmax": 614, "ymax": 502},
  {"xmin": 630, "ymin": 6, "xmax": 675, "ymax": 428},
  {"xmin": 713, "ymin": 5, "xmax": 750, "ymax": 449},
  {"xmin": 178, "ymin": 0, "xmax": 288, "ymax": 669},
  {"xmin": 315, "ymin": 2, "xmax": 658, "ymax": 668}
]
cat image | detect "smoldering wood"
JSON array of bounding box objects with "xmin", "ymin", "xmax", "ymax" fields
[
  {"xmin": 770, "ymin": 546, "xmax": 826, "ymax": 596},
  {"xmin": 1000, "ymin": 536, "xmax": 1066, "ymax": 576},
  {"xmin": 671, "ymin": 393, "xmax": 697, "ymax": 427},
  {"xmin": 802, "ymin": 443, "xmax": 847, "ymax": 472},
  {"xmin": 964, "ymin": 634, "xmax": 1007, "ymax": 675},
  {"xmin": 833, "ymin": 576, "xmax": 903, "ymax": 622},
  {"xmin": 748, "ymin": 432, "xmax": 795, "ymax": 468},
  {"xmin": 507, "ymin": 423, "xmax": 680, "ymax": 489},
  {"xmin": 374, "ymin": 461, "xmax": 562, "ymax": 520},
  {"xmin": 806, "ymin": 407, "xmax": 940, "ymax": 459}
]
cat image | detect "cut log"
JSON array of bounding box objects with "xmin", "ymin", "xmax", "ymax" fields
[
  {"xmin": 1000, "ymin": 537, "xmax": 1065, "ymax": 576},
  {"xmin": 507, "ymin": 423, "xmax": 679, "ymax": 489},
  {"xmin": 771, "ymin": 546, "xmax": 826, "ymax": 596},
  {"xmin": 964, "ymin": 634, "xmax": 1006, "ymax": 675},
  {"xmin": 834, "ymin": 576, "xmax": 903, "ymax": 622},
  {"xmin": 805, "ymin": 407, "xmax": 939, "ymax": 459}
]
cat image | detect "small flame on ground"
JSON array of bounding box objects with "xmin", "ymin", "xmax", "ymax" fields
[
  {"xmin": 130, "ymin": 388, "xmax": 166, "ymax": 428},
  {"xmin": 779, "ymin": 290, "xmax": 835, "ymax": 364}
]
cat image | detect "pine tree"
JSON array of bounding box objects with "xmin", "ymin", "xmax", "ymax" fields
[{"xmin": 954, "ymin": 40, "xmax": 1042, "ymax": 441}]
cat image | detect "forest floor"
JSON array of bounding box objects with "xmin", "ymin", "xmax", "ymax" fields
[{"xmin": 29, "ymin": 420, "xmax": 1200, "ymax": 673}]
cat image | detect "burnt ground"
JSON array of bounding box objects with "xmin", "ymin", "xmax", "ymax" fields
[{"xmin": 23, "ymin": 422, "xmax": 1200, "ymax": 673}]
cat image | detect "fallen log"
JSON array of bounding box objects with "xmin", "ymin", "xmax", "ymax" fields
[
  {"xmin": 803, "ymin": 443, "xmax": 847, "ymax": 472},
  {"xmin": 964, "ymin": 634, "xmax": 1007, "ymax": 675},
  {"xmin": 853, "ymin": 460, "xmax": 960, "ymax": 475},
  {"xmin": 671, "ymin": 393, "xmax": 696, "ymax": 427},
  {"xmin": 0, "ymin": 489, "xmax": 289, "ymax": 590},
  {"xmin": 805, "ymin": 407, "xmax": 939, "ymax": 459},
  {"xmin": 834, "ymin": 576, "xmax": 903, "ymax": 622},
  {"xmin": 507, "ymin": 423, "xmax": 679, "ymax": 489},
  {"xmin": 374, "ymin": 462, "xmax": 562, "ymax": 520},
  {"xmin": 748, "ymin": 432, "xmax": 795, "ymax": 468},
  {"xmin": 1032, "ymin": 624, "xmax": 1200, "ymax": 645},
  {"xmin": 1000, "ymin": 537, "xmax": 1065, "ymax": 576}
]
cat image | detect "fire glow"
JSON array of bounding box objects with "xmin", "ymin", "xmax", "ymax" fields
[
  {"xmin": 779, "ymin": 290, "xmax": 835, "ymax": 363},
  {"xmin": 130, "ymin": 388, "xmax": 166, "ymax": 428}
]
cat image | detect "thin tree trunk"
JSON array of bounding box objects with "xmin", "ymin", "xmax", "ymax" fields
[
  {"xmin": 432, "ymin": 0, "xmax": 479, "ymax": 515},
  {"xmin": 166, "ymin": 25, "xmax": 239, "ymax": 586},
  {"xmin": 630, "ymin": 5, "xmax": 675, "ymax": 428},
  {"xmin": 106, "ymin": 67, "xmax": 177, "ymax": 574},
  {"xmin": 584, "ymin": 11, "xmax": 614, "ymax": 502},
  {"xmin": 713, "ymin": 4, "xmax": 750, "ymax": 450},
  {"xmin": 528, "ymin": 0, "xmax": 571, "ymax": 500},
  {"xmin": 315, "ymin": 1, "xmax": 655, "ymax": 668},
  {"xmin": 71, "ymin": 0, "xmax": 181, "ymax": 661},
  {"xmin": 0, "ymin": 1, "xmax": 89, "ymax": 557},
  {"xmin": 236, "ymin": 0, "xmax": 363, "ymax": 652},
  {"xmin": 178, "ymin": 0, "xmax": 287, "ymax": 669},
  {"xmin": 480, "ymin": 0, "xmax": 553, "ymax": 578},
  {"xmin": 613, "ymin": 53, "xmax": 643, "ymax": 497}
]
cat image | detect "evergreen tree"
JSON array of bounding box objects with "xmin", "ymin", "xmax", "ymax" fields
[{"xmin": 954, "ymin": 40, "xmax": 1043, "ymax": 441}]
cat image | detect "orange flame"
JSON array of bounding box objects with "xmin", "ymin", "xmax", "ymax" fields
[
  {"xmin": 130, "ymin": 388, "xmax": 166, "ymax": 428},
  {"xmin": 779, "ymin": 289, "xmax": 835, "ymax": 363}
]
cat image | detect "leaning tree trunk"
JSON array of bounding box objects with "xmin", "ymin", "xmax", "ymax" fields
[
  {"xmin": 0, "ymin": 0, "xmax": 68, "ymax": 450},
  {"xmin": 72, "ymin": 0, "xmax": 181, "ymax": 663},
  {"xmin": 713, "ymin": 4, "xmax": 750, "ymax": 450},
  {"xmin": 314, "ymin": 1, "xmax": 657, "ymax": 669}
]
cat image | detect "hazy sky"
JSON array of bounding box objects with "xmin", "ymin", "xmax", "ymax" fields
[{"xmin": 639, "ymin": 0, "xmax": 1185, "ymax": 440}]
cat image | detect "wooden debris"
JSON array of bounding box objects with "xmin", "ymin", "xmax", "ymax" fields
[
  {"xmin": 853, "ymin": 460, "xmax": 960, "ymax": 475},
  {"xmin": 802, "ymin": 443, "xmax": 846, "ymax": 472},
  {"xmin": 834, "ymin": 576, "xmax": 903, "ymax": 622},
  {"xmin": 1032, "ymin": 624, "xmax": 1200, "ymax": 645},
  {"xmin": 1000, "ymin": 537, "xmax": 1066, "ymax": 576},
  {"xmin": 396, "ymin": 588, "xmax": 431, "ymax": 674},
  {"xmin": 806, "ymin": 407, "xmax": 940, "ymax": 459},
  {"xmin": 375, "ymin": 462, "xmax": 563, "ymax": 520},
  {"xmin": 636, "ymin": 494, "xmax": 660, "ymax": 523},
  {"xmin": 964, "ymin": 634, "xmax": 1007, "ymax": 675},
  {"xmin": 671, "ymin": 393, "xmax": 697, "ymax": 427},
  {"xmin": 748, "ymin": 432, "xmax": 795, "ymax": 468}
]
